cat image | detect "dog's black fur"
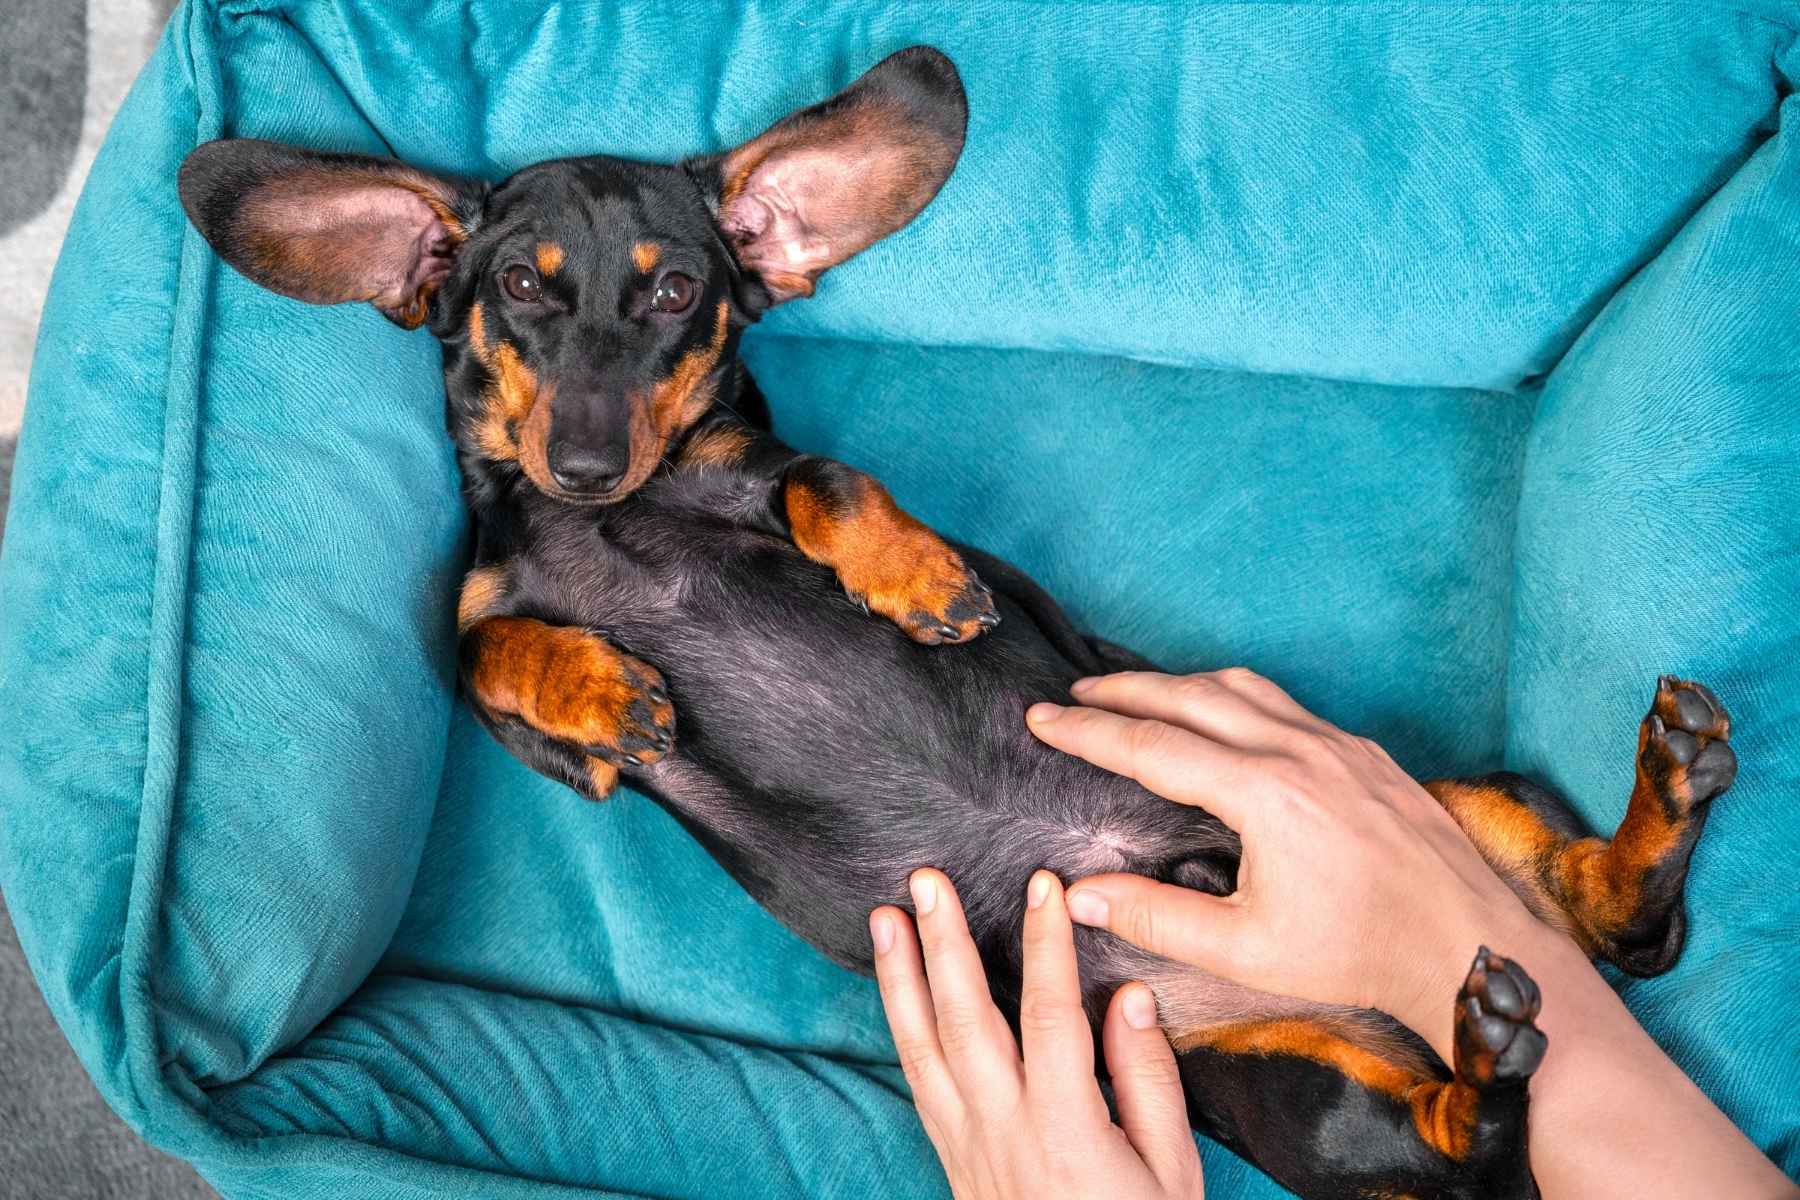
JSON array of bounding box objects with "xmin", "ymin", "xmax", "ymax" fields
[{"xmin": 179, "ymin": 47, "xmax": 1739, "ymax": 1200}]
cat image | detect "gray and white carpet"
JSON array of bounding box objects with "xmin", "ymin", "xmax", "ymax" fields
[{"xmin": 2, "ymin": 2, "xmax": 216, "ymax": 1197}]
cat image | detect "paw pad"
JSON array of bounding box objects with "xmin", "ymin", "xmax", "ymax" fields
[
  {"xmin": 1458, "ymin": 947, "xmax": 1547, "ymax": 1084},
  {"xmin": 1644, "ymin": 677, "xmax": 1736, "ymax": 808}
]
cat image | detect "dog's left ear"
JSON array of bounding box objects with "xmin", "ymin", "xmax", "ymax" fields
[
  {"xmin": 690, "ymin": 45, "xmax": 967, "ymax": 306},
  {"xmin": 178, "ymin": 139, "xmax": 484, "ymax": 328}
]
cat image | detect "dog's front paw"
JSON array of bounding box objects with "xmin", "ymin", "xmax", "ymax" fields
[
  {"xmin": 468, "ymin": 618, "xmax": 675, "ymax": 768},
  {"xmin": 848, "ymin": 549, "xmax": 1000, "ymax": 645},
  {"xmin": 552, "ymin": 645, "xmax": 676, "ymax": 767},
  {"xmin": 786, "ymin": 462, "xmax": 1001, "ymax": 646}
]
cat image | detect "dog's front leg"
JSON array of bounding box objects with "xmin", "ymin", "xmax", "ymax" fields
[
  {"xmin": 681, "ymin": 423, "xmax": 1001, "ymax": 645},
  {"xmin": 456, "ymin": 566, "xmax": 674, "ymax": 799}
]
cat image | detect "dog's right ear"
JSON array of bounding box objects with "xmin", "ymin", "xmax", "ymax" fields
[
  {"xmin": 178, "ymin": 139, "xmax": 484, "ymax": 329},
  {"xmin": 687, "ymin": 46, "xmax": 967, "ymax": 309}
]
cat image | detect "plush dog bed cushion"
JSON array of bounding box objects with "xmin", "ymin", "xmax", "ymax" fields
[{"xmin": 2, "ymin": 2, "xmax": 1796, "ymax": 1196}]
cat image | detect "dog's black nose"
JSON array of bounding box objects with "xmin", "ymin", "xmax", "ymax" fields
[{"xmin": 548, "ymin": 441, "xmax": 627, "ymax": 495}]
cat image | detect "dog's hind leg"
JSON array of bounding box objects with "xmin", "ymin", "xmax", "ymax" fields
[
  {"xmin": 1175, "ymin": 949, "xmax": 1545, "ymax": 1200},
  {"xmin": 1426, "ymin": 676, "xmax": 1735, "ymax": 977}
]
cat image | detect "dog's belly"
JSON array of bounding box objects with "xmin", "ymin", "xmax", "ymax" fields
[
  {"xmin": 542, "ymin": 513, "xmax": 1413, "ymax": 1067},
  {"xmin": 585, "ymin": 527, "xmax": 1267, "ymax": 1012}
]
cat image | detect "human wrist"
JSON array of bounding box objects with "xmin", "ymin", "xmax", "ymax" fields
[{"xmin": 1390, "ymin": 902, "xmax": 1567, "ymax": 1064}]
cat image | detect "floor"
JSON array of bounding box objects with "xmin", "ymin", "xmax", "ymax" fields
[
  {"xmin": 1, "ymin": 0, "xmax": 176, "ymax": 438},
  {"xmin": 1, "ymin": 3, "xmax": 217, "ymax": 1196}
]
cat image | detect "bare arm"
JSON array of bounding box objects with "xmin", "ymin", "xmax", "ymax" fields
[{"xmin": 1510, "ymin": 931, "xmax": 1793, "ymax": 1200}]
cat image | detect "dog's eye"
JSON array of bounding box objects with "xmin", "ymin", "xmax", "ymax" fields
[
  {"xmin": 650, "ymin": 272, "xmax": 697, "ymax": 314},
  {"xmin": 500, "ymin": 264, "xmax": 542, "ymax": 303}
]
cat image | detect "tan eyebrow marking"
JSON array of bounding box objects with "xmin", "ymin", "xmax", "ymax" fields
[
  {"xmin": 632, "ymin": 241, "xmax": 662, "ymax": 273},
  {"xmin": 535, "ymin": 242, "xmax": 565, "ymax": 275}
]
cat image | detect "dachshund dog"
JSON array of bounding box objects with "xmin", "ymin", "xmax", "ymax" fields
[{"xmin": 179, "ymin": 46, "xmax": 1737, "ymax": 1200}]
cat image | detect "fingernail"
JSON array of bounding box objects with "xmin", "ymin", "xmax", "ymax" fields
[
  {"xmin": 1122, "ymin": 984, "xmax": 1157, "ymax": 1030},
  {"xmin": 1027, "ymin": 871, "xmax": 1052, "ymax": 909},
  {"xmin": 1070, "ymin": 677, "xmax": 1097, "ymax": 695},
  {"xmin": 1067, "ymin": 889, "xmax": 1109, "ymax": 926},
  {"xmin": 910, "ymin": 872, "xmax": 938, "ymax": 915},
  {"xmin": 870, "ymin": 911, "xmax": 894, "ymax": 955},
  {"xmin": 1026, "ymin": 702, "xmax": 1064, "ymax": 724}
]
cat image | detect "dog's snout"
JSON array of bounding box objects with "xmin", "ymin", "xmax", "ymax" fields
[{"xmin": 548, "ymin": 439, "xmax": 628, "ymax": 495}]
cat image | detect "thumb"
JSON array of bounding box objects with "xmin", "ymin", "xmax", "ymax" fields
[{"xmin": 1066, "ymin": 874, "xmax": 1244, "ymax": 973}]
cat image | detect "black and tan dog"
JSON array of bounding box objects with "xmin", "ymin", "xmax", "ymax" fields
[{"xmin": 179, "ymin": 47, "xmax": 1737, "ymax": 1200}]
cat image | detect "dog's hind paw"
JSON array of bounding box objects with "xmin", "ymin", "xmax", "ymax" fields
[
  {"xmin": 1643, "ymin": 675, "xmax": 1736, "ymax": 812},
  {"xmin": 1454, "ymin": 947, "xmax": 1546, "ymax": 1087}
]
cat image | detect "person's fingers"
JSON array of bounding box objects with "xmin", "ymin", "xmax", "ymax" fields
[
  {"xmin": 1197, "ymin": 665, "xmax": 1321, "ymax": 731},
  {"xmin": 1065, "ymin": 873, "xmax": 1249, "ymax": 977},
  {"xmin": 1070, "ymin": 669, "xmax": 1319, "ymax": 750},
  {"xmin": 909, "ymin": 869, "xmax": 1022, "ymax": 1106},
  {"xmin": 871, "ymin": 906, "xmax": 966, "ymax": 1138},
  {"xmin": 1017, "ymin": 871, "xmax": 1108, "ymax": 1125},
  {"xmin": 1105, "ymin": 983, "xmax": 1206, "ymax": 1196},
  {"xmin": 1025, "ymin": 704, "xmax": 1261, "ymax": 831}
]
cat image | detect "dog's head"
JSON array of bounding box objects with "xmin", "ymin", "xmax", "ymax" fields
[{"xmin": 179, "ymin": 47, "xmax": 965, "ymax": 503}]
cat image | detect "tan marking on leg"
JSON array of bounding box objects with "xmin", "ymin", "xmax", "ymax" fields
[
  {"xmin": 1407, "ymin": 1081, "xmax": 1480, "ymax": 1161},
  {"xmin": 1424, "ymin": 780, "xmax": 1573, "ymax": 936},
  {"xmin": 1181, "ymin": 1019, "xmax": 1483, "ymax": 1162},
  {"xmin": 1176, "ymin": 1019, "xmax": 1418, "ymax": 1096},
  {"xmin": 457, "ymin": 565, "xmax": 509, "ymax": 632},
  {"xmin": 785, "ymin": 470, "xmax": 989, "ymax": 641},
  {"xmin": 1553, "ymin": 739, "xmax": 1684, "ymax": 937},
  {"xmin": 586, "ymin": 757, "xmax": 620, "ymax": 798}
]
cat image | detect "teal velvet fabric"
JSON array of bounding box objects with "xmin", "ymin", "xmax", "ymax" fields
[{"xmin": 1, "ymin": 2, "xmax": 1795, "ymax": 1196}]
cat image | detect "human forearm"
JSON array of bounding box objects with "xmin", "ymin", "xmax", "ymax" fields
[
  {"xmin": 1404, "ymin": 918, "xmax": 1795, "ymax": 1200},
  {"xmin": 1516, "ymin": 931, "xmax": 1794, "ymax": 1200}
]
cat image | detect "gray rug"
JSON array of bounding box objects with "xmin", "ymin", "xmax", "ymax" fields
[
  {"xmin": 0, "ymin": 893, "xmax": 217, "ymax": 1200},
  {"xmin": 1, "ymin": 0, "xmax": 177, "ymax": 437}
]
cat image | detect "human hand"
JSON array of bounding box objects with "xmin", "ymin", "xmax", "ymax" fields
[
  {"xmin": 870, "ymin": 868, "xmax": 1204, "ymax": 1200},
  {"xmin": 1026, "ymin": 668, "xmax": 1555, "ymax": 1062}
]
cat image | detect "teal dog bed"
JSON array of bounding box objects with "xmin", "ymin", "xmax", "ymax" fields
[{"xmin": 3, "ymin": 2, "xmax": 1797, "ymax": 1196}]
